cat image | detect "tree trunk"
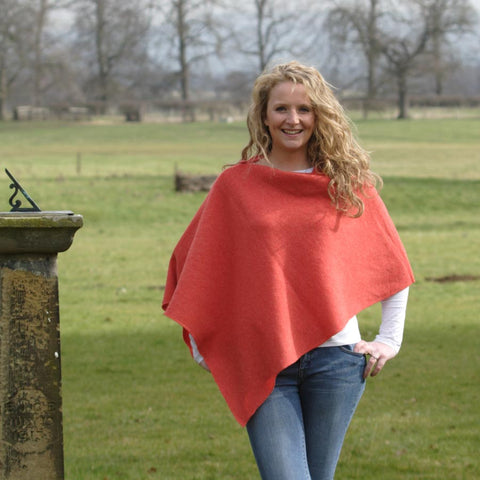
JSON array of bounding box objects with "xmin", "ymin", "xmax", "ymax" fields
[
  {"xmin": 176, "ymin": 0, "xmax": 195, "ymax": 122},
  {"xmin": 33, "ymin": 0, "xmax": 48, "ymax": 106},
  {"xmin": 363, "ymin": 0, "xmax": 379, "ymax": 119},
  {"xmin": 95, "ymin": 0, "xmax": 108, "ymax": 111},
  {"xmin": 397, "ymin": 70, "xmax": 409, "ymax": 119},
  {"xmin": 256, "ymin": 0, "xmax": 267, "ymax": 72},
  {"xmin": 432, "ymin": 30, "xmax": 443, "ymax": 96},
  {"xmin": 0, "ymin": 59, "xmax": 6, "ymax": 121},
  {"xmin": 177, "ymin": 0, "xmax": 188, "ymax": 101},
  {"xmin": 433, "ymin": 48, "xmax": 444, "ymax": 96}
]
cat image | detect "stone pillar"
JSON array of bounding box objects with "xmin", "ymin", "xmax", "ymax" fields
[{"xmin": 0, "ymin": 212, "xmax": 83, "ymax": 480}]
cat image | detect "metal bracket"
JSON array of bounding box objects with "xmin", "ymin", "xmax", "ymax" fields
[{"xmin": 5, "ymin": 169, "xmax": 41, "ymax": 212}]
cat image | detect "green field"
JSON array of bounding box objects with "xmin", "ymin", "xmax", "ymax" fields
[{"xmin": 0, "ymin": 118, "xmax": 479, "ymax": 479}]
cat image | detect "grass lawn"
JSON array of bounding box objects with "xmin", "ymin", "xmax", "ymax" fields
[{"xmin": 0, "ymin": 117, "xmax": 479, "ymax": 479}]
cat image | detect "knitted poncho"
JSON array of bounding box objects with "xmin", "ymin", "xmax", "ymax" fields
[{"xmin": 163, "ymin": 162, "xmax": 414, "ymax": 426}]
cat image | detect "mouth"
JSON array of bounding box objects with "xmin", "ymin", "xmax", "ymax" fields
[{"xmin": 282, "ymin": 129, "xmax": 303, "ymax": 135}]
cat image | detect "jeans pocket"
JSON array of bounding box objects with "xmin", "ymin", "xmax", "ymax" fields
[{"xmin": 339, "ymin": 344, "xmax": 366, "ymax": 359}]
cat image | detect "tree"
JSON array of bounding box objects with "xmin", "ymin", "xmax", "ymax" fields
[
  {"xmin": 72, "ymin": 0, "xmax": 152, "ymax": 109},
  {"xmin": 425, "ymin": 0, "xmax": 477, "ymax": 95},
  {"xmin": 324, "ymin": 0, "xmax": 479, "ymax": 118},
  {"xmin": 379, "ymin": 0, "xmax": 479, "ymax": 118},
  {"xmin": 31, "ymin": 0, "xmax": 50, "ymax": 106},
  {"xmin": 326, "ymin": 0, "xmax": 384, "ymax": 118},
  {"xmin": 229, "ymin": 0, "xmax": 315, "ymax": 74},
  {"xmin": 27, "ymin": 0, "xmax": 74, "ymax": 106},
  {"xmin": 378, "ymin": 2, "xmax": 432, "ymax": 118},
  {"xmin": 158, "ymin": 0, "xmax": 223, "ymax": 121},
  {"xmin": 0, "ymin": 0, "xmax": 30, "ymax": 119},
  {"xmin": 251, "ymin": 0, "xmax": 298, "ymax": 72}
]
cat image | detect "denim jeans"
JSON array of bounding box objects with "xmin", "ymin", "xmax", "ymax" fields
[{"xmin": 246, "ymin": 345, "xmax": 366, "ymax": 480}]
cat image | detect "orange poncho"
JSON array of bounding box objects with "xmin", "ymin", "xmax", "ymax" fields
[{"xmin": 163, "ymin": 162, "xmax": 414, "ymax": 426}]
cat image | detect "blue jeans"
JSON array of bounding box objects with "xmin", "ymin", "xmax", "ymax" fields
[{"xmin": 246, "ymin": 345, "xmax": 366, "ymax": 480}]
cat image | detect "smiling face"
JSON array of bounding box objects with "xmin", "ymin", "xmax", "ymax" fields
[{"xmin": 264, "ymin": 81, "xmax": 315, "ymax": 169}]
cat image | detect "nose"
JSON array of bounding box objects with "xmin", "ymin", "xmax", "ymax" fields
[{"xmin": 286, "ymin": 109, "xmax": 299, "ymax": 124}]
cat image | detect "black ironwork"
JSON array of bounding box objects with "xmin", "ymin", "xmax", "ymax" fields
[{"xmin": 5, "ymin": 169, "xmax": 41, "ymax": 212}]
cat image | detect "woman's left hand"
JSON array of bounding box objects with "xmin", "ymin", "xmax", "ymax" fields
[{"xmin": 353, "ymin": 340, "xmax": 396, "ymax": 379}]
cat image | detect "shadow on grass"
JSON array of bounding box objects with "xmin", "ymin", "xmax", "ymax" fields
[
  {"xmin": 60, "ymin": 306, "xmax": 480, "ymax": 479},
  {"xmin": 61, "ymin": 326, "xmax": 256, "ymax": 480}
]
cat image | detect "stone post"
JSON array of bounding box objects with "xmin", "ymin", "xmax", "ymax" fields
[{"xmin": 0, "ymin": 212, "xmax": 83, "ymax": 480}]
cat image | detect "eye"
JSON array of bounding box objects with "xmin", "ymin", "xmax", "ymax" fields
[
  {"xmin": 299, "ymin": 106, "xmax": 311, "ymax": 113},
  {"xmin": 275, "ymin": 106, "xmax": 287, "ymax": 112}
]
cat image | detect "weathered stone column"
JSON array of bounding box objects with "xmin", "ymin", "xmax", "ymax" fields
[{"xmin": 0, "ymin": 212, "xmax": 83, "ymax": 480}]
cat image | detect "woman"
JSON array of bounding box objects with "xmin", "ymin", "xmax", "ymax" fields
[{"xmin": 163, "ymin": 61, "xmax": 414, "ymax": 480}]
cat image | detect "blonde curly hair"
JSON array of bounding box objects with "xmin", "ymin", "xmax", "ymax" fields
[{"xmin": 240, "ymin": 61, "xmax": 382, "ymax": 217}]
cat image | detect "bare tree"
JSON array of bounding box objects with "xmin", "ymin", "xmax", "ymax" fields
[
  {"xmin": 26, "ymin": 0, "xmax": 74, "ymax": 106},
  {"xmin": 158, "ymin": 0, "xmax": 222, "ymax": 121},
  {"xmin": 377, "ymin": 3, "xmax": 432, "ymax": 118},
  {"xmin": 379, "ymin": 0, "xmax": 479, "ymax": 118},
  {"xmin": 229, "ymin": 0, "xmax": 315, "ymax": 74},
  {"xmin": 326, "ymin": 0, "xmax": 384, "ymax": 117},
  {"xmin": 251, "ymin": 0, "xmax": 296, "ymax": 72},
  {"xmin": 325, "ymin": 0, "xmax": 479, "ymax": 118},
  {"xmin": 425, "ymin": 0, "xmax": 477, "ymax": 95},
  {"xmin": 31, "ymin": 0, "xmax": 49, "ymax": 106},
  {"xmin": 73, "ymin": 0, "xmax": 152, "ymax": 109},
  {"xmin": 0, "ymin": 0, "xmax": 31, "ymax": 119}
]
